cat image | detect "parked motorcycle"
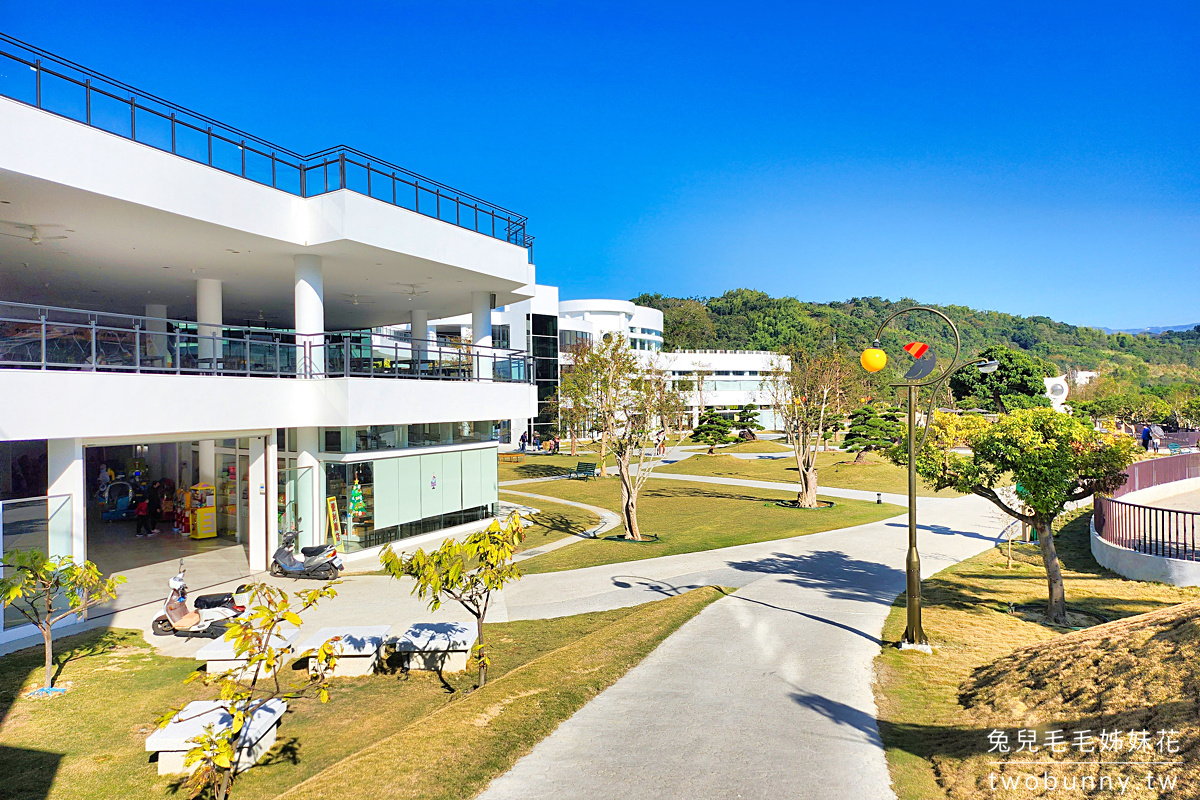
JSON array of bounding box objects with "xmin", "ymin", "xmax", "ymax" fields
[
  {"xmin": 269, "ymin": 530, "xmax": 343, "ymax": 580},
  {"xmin": 151, "ymin": 560, "xmax": 247, "ymax": 638}
]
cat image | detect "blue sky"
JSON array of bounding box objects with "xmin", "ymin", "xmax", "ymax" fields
[{"xmin": 5, "ymin": 2, "xmax": 1197, "ymax": 329}]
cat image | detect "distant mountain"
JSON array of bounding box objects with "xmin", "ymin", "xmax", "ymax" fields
[
  {"xmin": 632, "ymin": 289, "xmax": 1200, "ymax": 386},
  {"xmin": 1100, "ymin": 323, "xmax": 1200, "ymax": 335}
]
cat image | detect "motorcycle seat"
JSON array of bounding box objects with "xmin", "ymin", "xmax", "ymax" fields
[
  {"xmin": 194, "ymin": 592, "xmax": 234, "ymax": 610},
  {"xmin": 299, "ymin": 545, "xmax": 329, "ymax": 557}
]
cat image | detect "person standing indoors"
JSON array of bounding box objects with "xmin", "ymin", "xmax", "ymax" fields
[{"xmin": 148, "ymin": 480, "xmax": 162, "ymax": 533}]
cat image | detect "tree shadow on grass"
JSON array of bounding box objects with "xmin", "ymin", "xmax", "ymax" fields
[
  {"xmin": 642, "ymin": 486, "xmax": 788, "ymax": 504},
  {"xmin": 525, "ymin": 511, "xmax": 592, "ymax": 539},
  {"xmin": 509, "ymin": 464, "xmax": 573, "ymax": 480}
]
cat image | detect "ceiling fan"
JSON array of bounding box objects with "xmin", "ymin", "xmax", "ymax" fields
[
  {"xmin": 393, "ymin": 283, "xmax": 430, "ymax": 298},
  {"xmin": 0, "ymin": 222, "xmax": 70, "ymax": 246},
  {"xmin": 341, "ymin": 293, "xmax": 377, "ymax": 306}
]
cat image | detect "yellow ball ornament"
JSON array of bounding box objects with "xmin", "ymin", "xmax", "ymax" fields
[{"xmin": 860, "ymin": 348, "xmax": 887, "ymax": 373}]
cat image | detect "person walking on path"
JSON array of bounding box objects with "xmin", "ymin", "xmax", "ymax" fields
[
  {"xmin": 1142, "ymin": 425, "xmax": 1153, "ymax": 451},
  {"xmin": 533, "ymin": 431, "xmax": 542, "ymax": 451},
  {"xmin": 519, "ymin": 431, "xmax": 528, "ymax": 453}
]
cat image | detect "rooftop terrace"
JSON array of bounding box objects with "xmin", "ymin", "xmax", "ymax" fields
[{"xmin": 0, "ymin": 32, "xmax": 532, "ymax": 253}]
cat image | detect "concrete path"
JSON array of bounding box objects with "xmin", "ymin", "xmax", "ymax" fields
[{"xmin": 481, "ymin": 495, "xmax": 1010, "ymax": 800}]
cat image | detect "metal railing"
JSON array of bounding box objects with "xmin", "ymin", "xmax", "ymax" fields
[
  {"xmin": 1114, "ymin": 452, "xmax": 1200, "ymax": 497},
  {"xmin": 1095, "ymin": 495, "xmax": 1199, "ymax": 561},
  {"xmin": 0, "ymin": 33, "xmax": 532, "ymax": 253},
  {"xmin": 0, "ymin": 301, "xmax": 532, "ymax": 383}
]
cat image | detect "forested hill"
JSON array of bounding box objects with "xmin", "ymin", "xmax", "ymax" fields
[{"xmin": 632, "ymin": 289, "xmax": 1200, "ymax": 386}]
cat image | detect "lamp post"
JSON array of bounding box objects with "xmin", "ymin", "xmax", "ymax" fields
[{"xmin": 860, "ymin": 307, "xmax": 998, "ymax": 649}]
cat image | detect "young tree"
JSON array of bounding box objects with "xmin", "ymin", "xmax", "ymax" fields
[
  {"xmin": 160, "ymin": 581, "xmax": 341, "ymax": 800},
  {"xmin": 0, "ymin": 551, "xmax": 124, "ymax": 694},
  {"xmin": 843, "ymin": 404, "xmax": 904, "ymax": 463},
  {"xmin": 910, "ymin": 407, "xmax": 1140, "ymax": 625},
  {"xmin": 381, "ymin": 512, "xmax": 525, "ymax": 687},
  {"xmin": 572, "ymin": 335, "xmax": 683, "ymax": 540},
  {"xmin": 764, "ymin": 345, "xmax": 859, "ymax": 507},
  {"xmin": 692, "ymin": 409, "xmax": 736, "ymax": 450},
  {"xmin": 734, "ymin": 403, "xmax": 764, "ymax": 440}
]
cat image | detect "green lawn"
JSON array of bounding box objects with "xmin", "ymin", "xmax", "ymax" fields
[
  {"xmin": 658, "ymin": 451, "xmax": 963, "ymax": 497},
  {"xmin": 713, "ymin": 439, "xmax": 792, "ymax": 454},
  {"xmin": 0, "ymin": 588, "xmax": 725, "ymax": 800},
  {"xmin": 503, "ymin": 491, "xmax": 601, "ymax": 554},
  {"xmin": 498, "ymin": 452, "xmax": 616, "ymax": 483},
  {"xmin": 874, "ymin": 511, "xmax": 1200, "ymax": 800},
  {"xmin": 514, "ymin": 477, "xmax": 902, "ymax": 574}
]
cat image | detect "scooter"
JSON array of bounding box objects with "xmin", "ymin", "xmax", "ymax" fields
[
  {"xmin": 269, "ymin": 530, "xmax": 343, "ymax": 580},
  {"xmin": 151, "ymin": 560, "xmax": 247, "ymax": 637}
]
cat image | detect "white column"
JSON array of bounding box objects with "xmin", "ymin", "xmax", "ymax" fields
[
  {"xmin": 266, "ymin": 430, "xmax": 279, "ymax": 559},
  {"xmin": 410, "ymin": 308, "xmax": 429, "ymax": 364},
  {"xmin": 47, "ymin": 438, "xmax": 85, "ymax": 560},
  {"xmin": 248, "ymin": 436, "xmax": 267, "ymax": 572},
  {"xmin": 294, "ymin": 255, "xmax": 324, "ymax": 377},
  {"xmin": 472, "ymin": 291, "xmax": 493, "ymax": 379},
  {"xmin": 198, "ymin": 440, "xmax": 215, "ymax": 488},
  {"xmin": 296, "ymin": 426, "xmax": 322, "ymax": 548},
  {"xmin": 196, "ymin": 279, "xmax": 222, "ymax": 373}
]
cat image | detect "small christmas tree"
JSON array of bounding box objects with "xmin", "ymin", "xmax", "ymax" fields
[
  {"xmin": 844, "ymin": 405, "xmax": 904, "ymax": 463},
  {"xmin": 349, "ymin": 480, "xmax": 366, "ymax": 520},
  {"xmin": 692, "ymin": 409, "xmax": 736, "ymax": 452}
]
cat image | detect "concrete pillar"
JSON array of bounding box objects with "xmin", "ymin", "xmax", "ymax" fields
[
  {"xmin": 294, "ymin": 255, "xmax": 324, "ymax": 377},
  {"xmin": 145, "ymin": 303, "xmax": 168, "ymax": 367},
  {"xmin": 198, "ymin": 440, "xmax": 215, "ymax": 488},
  {"xmin": 248, "ymin": 436, "xmax": 267, "ymax": 572},
  {"xmin": 296, "ymin": 426, "xmax": 322, "ymax": 548},
  {"xmin": 266, "ymin": 429, "xmax": 279, "ymax": 559},
  {"xmin": 196, "ymin": 279, "xmax": 222, "ymax": 372},
  {"xmin": 47, "ymin": 438, "xmax": 85, "ymax": 560},
  {"xmin": 472, "ymin": 291, "xmax": 493, "ymax": 379},
  {"xmin": 410, "ymin": 308, "xmax": 429, "ymax": 364}
]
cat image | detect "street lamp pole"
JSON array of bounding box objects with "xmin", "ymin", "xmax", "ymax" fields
[{"xmin": 860, "ymin": 306, "xmax": 995, "ymax": 650}]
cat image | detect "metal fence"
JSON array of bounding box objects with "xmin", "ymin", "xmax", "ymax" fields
[
  {"xmin": 0, "ymin": 33, "xmax": 532, "ymax": 252},
  {"xmin": 0, "ymin": 301, "xmax": 532, "ymax": 383},
  {"xmin": 1093, "ymin": 451, "xmax": 1200, "ymax": 560},
  {"xmin": 1114, "ymin": 452, "xmax": 1200, "ymax": 497},
  {"xmin": 1094, "ymin": 495, "xmax": 1199, "ymax": 561}
]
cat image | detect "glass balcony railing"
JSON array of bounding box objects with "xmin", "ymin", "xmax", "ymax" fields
[
  {"xmin": 0, "ymin": 32, "xmax": 533, "ymax": 253},
  {"xmin": 0, "ymin": 301, "xmax": 533, "ymax": 384}
]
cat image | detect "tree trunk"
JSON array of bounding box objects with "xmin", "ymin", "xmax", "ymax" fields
[
  {"xmin": 796, "ymin": 467, "xmax": 819, "ymax": 508},
  {"xmin": 599, "ymin": 436, "xmax": 608, "ymax": 477},
  {"xmin": 216, "ymin": 769, "xmax": 232, "ymax": 800},
  {"xmin": 616, "ymin": 456, "xmax": 642, "ymax": 541},
  {"xmin": 476, "ymin": 614, "xmax": 487, "ymax": 687},
  {"xmin": 42, "ymin": 626, "xmax": 54, "ymax": 690},
  {"xmin": 570, "ymin": 431, "xmax": 577, "ymax": 457},
  {"xmin": 1035, "ymin": 519, "xmax": 1068, "ymax": 625},
  {"xmin": 853, "ymin": 449, "xmax": 867, "ymax": 464}
]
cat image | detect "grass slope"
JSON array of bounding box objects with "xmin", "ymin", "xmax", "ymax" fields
[
  {"xmin": 514, "ymin": 477, "xmax": 901, "ymax": 574},
  {"xmin": 874, "ymin": 511, "xmax": 1200, "ymax": 800},
  {"xmin": 0, "ymin": 589, "xmax": 723, "ymax": 800},
  {"xmin": 276, "ymin": 587, "xmax": 726, "ymax": 799}
]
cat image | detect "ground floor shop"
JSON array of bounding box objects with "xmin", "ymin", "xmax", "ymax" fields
[{"xmin": 0, "ymin": 422, "xmax": 501, "ymax": 641}]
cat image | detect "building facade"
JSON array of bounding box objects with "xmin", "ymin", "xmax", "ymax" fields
[{"xmin": 0, "ymin": 38, "xmax": 537, "ymax": 643}]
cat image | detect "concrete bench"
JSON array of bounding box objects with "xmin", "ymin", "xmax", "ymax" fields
[
  {"xmin": 145, "ymin": 699, "xmax": 286, "ymax": 775},
  {"xmin": 195, "ymin": 629, "xmax": 299, "ymax": 676},
  {"xmin": 391, "ymin": 622, "xmax": 477, "ymax": 673},
  {"xmin": 296, "ymin": 625, "xmax": 391, "ymax": 677}
]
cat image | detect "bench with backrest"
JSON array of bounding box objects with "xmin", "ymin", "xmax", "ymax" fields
[{"xmin": 573, "ymin": 461, "xmax": 598, "ymax": 480}]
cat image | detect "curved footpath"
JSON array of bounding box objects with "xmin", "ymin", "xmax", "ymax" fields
[{"xmin": 482, "ymin": 493, "xmax": 1009, "ymax": 800}]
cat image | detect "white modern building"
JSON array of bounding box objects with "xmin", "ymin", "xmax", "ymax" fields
[
  {"xmin": 0, "ymin": 36, "xmax": 537, "ymax": 643},
  {"xmin": 425, "ymin": 290, "xmax": 786, "ymax": 442}
]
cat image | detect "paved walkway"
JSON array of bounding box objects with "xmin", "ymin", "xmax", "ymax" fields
[
  {"xmin": 482, "ymin": 495, "xmax": 1009, "ymax": 800},
  {"xmin": 500, "ymin": 489, "xmax": 621, "ymax": 562}
]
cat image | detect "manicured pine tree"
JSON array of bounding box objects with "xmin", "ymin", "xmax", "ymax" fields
[
  {"xmin": 843, "ymin": 404, "xmax": 904, "ymax": 463},
  {"xmin": 692, "ymin": 409, "xmax": 736, "ymax": 451}
]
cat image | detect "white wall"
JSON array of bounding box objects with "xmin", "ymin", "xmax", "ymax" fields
[{"xmin": 0, "ymin": 372, "xmax": 537, "ymax": 441}]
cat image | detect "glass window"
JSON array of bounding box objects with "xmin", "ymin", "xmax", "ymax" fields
[
  {"xmin": 531, "ymin": 314, "xmax": 558, "ymax": 337},
  {"xmin": 324, "ymin": 428, "xmax": 342, "ymax": 452},
  {"xmin": 492, "ymin": 324, "xmax": 511, "ymax": 350}
]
